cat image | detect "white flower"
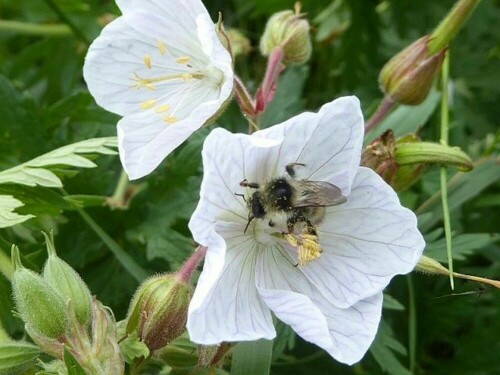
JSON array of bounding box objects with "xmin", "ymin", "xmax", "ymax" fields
[
  {"xmin": 83, "ymin": 0, "xmax": 233, "ymax": 179},
  {"xmin": 187, "ymin": 96, "xmax": 425, "ymax": 365}
]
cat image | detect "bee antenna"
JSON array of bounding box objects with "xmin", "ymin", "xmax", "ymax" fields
[{"xmin": 244, "ymin": 215, "xmax": 254, "ymax": 233}]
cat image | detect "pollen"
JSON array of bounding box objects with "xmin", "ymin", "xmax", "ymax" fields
[
  {"xmin": 163, "ymin": 116, "xmax": 178, "ymax": 124},
  {"xmin": 140, "ymin": 99, "xmax": 157, "ymax": 109},
  {"xmin": 176, "ymin": 56, "xmax": 191, "ymax": 64},
  {"xmin": 144, "ymin": 54, "xmax": 152, "ymax": 69},
  {"xmin": 283, "ymin": 233, "xmax": 323, "ymax": 266},
  {"xmin": 155, "ymin": 104, "xmax": 171, "ymax": 113},
  {"xmin": 182, "ymin": 73, "xmax": 193, "ymax": 81},
  {"xmin": 158, "ymin": 40, "xmax": 167, "ymax": 55}
]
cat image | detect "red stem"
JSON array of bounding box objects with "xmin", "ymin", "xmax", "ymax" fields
[
  {"xmin": 177, "ymin": 246, "xmax": 207, "ymax": 283},
  {"xmin": 365, "ymin": 96, "xmax": 396, "ymax": 134},
  {"xmin": 255, "ymin": 47, "xmax": 285, "ymax": 114}
]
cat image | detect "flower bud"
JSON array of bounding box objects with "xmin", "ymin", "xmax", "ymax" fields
[
  {"xmin": 126, "ymin": 273, "xmax": 192, "ymax": 351},
  {"xmin": 362, "ymin": 131, "xmax": 425, "ymax": 191},
  {"xmin": 260, "ymin": 4, "xmax": 312, "ymax": 65},
  {"xmin": 379, "ymin": 36, "xmax": 445, "ymax": 105},
  {"xmin": 11, "ymin": 246, "xmax": 69, "ymax": 340},
  {"xmin": 226, "ymin": 29, "xmax": 252, "ymax": 58},
  {"xmin": 0, "ymin": 341, "xmax": 41, "ymax": 374},
  {"xmin": 42, "ymin": 232, "xmax": 92, "ymax": 327}
]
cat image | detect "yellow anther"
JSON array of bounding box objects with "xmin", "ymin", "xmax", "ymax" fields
[
  {"xmin": 144, "ymin": 54, "xmax": 152, "ymax": 69},
  {"xmin": 140, "ymin": 99, "xmax": 157, "ymax": 109},
  {"xmin": 163, "ymin": 116, "xmax": 178, "ymax": 124},
  {"xmin": 155, "ymin": 104, "xmax": 171, "ymax": 113},
  {"xmin": 158, "ymin": 40, "xmax": 167, "ymax": 55},
  {"xmin": 176, "ymin": 56, "xmax": 191, "ymax": 64},
  {"xmin": 182, "ymin": 73, "xmax": 193, "ymax": 81}
]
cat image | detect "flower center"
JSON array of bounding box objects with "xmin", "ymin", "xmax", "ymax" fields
[{"xmin": 130, "ymin": 39, "xmax": 223, "ymax": 125}]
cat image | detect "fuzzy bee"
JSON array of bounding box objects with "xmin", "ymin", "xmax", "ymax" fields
[{"xmin": 238, "ymin": 163, "xmax": 347, "ymax": 234}]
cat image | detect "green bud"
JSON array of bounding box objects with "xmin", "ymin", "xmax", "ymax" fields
[
  {"xmin": 0, "ymin": 341, "xmax": 41, "ymax": 374},
  {"xmin": 11, "ymin": 246, "xmax": 69, "ymax": 340},
  {"xmin": 41, "ymin": 232, "xmax": 92, "ymax": 327},
  {"xmin": 260, "ymin": 5, "xmax": 312, "ymax": 65},
  {"xmin": 226, "ymin": 28, "xmax": 252, "ymax": 58},
  {"xmin": 379, "ymin": 36, "xmax": 445, "ymax": 105},
  {"xmin": 126, "ymin": 274, "xmax": 192, "ymax": 351}
]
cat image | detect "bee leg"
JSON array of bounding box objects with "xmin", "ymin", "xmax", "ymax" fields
[
  {"xmin": 239, "ymin": 179, "xmax": 260, "ymax": 189},
  {"xmin": 305, "ymin": 219, "xmax": 318, "ymax": 236},
  {"xmin": 268, "ymin": 220, "xmax": 275, "ymax": 227},
  {"xmin": 244, "ymin": 215, "xmax": 254, "ymax": 234},
  {"xmin": 234, "ymin": 193, "xmax": 247, "ymax": 203},
  {"xmin": 285, "ymin": 162, "xmax": 306, "ymax": 178}
]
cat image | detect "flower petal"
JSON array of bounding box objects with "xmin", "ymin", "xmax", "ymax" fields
[
  {"xmin": 254, "ymin": 96, "xmax": 364, "ymax": 195},
  {"xmin": 255, "ymin": 246, "xmax": 382, "ymax": 365},
  {"xmin": 116, "ymin": 0, "xmax": 208, "ymax": 22},
  {"xmin": 187, "ymin": 221, "xmax": 275, "ymax": 344},
  {"xmin": 299, "ymin": 166, "xmax": 425, "ymax": 308},
  {"xmin": 189, "ymin": 128, "xmax": 281, "ymax": 245}
]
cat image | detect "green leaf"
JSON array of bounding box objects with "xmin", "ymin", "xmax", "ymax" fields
[
  {"xmin": 425, "ymin": 233, "xmax": 500, "ymax": 261},
  {"xmin": 0, "ymin": 137, "xmax": 118, "ymax": 188},
  {"xmin": 119, "ymin": 332, "xmax": 150, "ymax": 363},
  {"xmin": 383, "ymin": 293, "xmax": 406, "ymax": 310},
  {"xmin": 0, "ymin": 195, "xmax": 34, "ymax": 228},
  {"xmin": 370, "ymin": 320, "xmax": 411, "ymax": 375},
  {"xmin": 63, "ymin": 347, "xmax": 87, "ymax": 375},
  {"xmin": 0, "ymin": 340, "xmax": 41, "ymax": 373},
  {"xmin": 417, "ymin": 157, "xmax": 500, "ymax": 231},
  {"xmin": 231, "ymin": 339, "xmax": 273, "ymax": 375}
]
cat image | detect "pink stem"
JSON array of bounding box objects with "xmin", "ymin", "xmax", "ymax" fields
[
  {"xmin": 365, "ymin": 96, "xmax": 396, "ymax": 134},
  {"xmin": 234, "ymin": 75, "xmax": 256, "ymax": 117},
  {"xmin": 255, "ymin": 47, "xmax": 285, "ymax": 114},
  {"xmin": 177, "ymin": 246, "xmax": 208, "ymax": 283}
]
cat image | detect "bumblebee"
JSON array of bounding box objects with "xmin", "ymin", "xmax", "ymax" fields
[{"xmin": 239, "ymin": 163, "xmax": 347, "ymax": 234}]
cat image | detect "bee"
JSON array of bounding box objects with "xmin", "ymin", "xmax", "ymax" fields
[{"xmin": 238, "ymin": 163, "xmax": 347, "ymax": 234}]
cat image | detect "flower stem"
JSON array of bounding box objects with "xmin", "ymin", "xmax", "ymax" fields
[
  {"xmin": 439, "ymin": 51, "xmax": 454, "ymax": 290},
  {"xmin": 0, "ymin": 321, "xmax": 10, "ymax": 341},
  {"xmin": 0, "ymin": 20, "xmax": 71, "ymax": 36},
  {"xmin": 406, "ymin": 275, "xmax": 417, "ymax": 373},
  {"xmin": 364, "ymin": 96, "xmax": 396, "ymax": 134},
  {"xmin": 42, "ymin": 0, "xmax": 90, "ymax": 45},
  {"xmin": 76, "ymin": 208, "xmax": 148, "ymax": 282},
  {"xmin": 0, "ymin": 248, "xmax": 14, "ymax": 281},
  {"xmin": 107, "ymin": 170, "xmax": 130, "ymax": 209},
  {"xmin": 255, "ymin": 47, "xmax": 285, "ymax": 115},
  {"xmin": 177, "ymin": 246, "xmax": 207, "ymax": 283},
  {"xmin": 428, "ymin": 0, "xmax": 481, "ymax": 55}
]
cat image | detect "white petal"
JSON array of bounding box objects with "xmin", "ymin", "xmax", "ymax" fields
[
  {"xmin": 299, "ymin": 166, "xmax": 425, "ymax": 308},
  {"xmin": 255, "ymin": 247, "xmax": 382, "ymax": 365},
  {"xmin": 84, "ymin": 11, "xmax": 227, "ymax": 117},
  {"xmin": 187, "ymin": 221, "xmax": 275, "ymax": 344},
  {"xmin": 254, "ymin": 96, "xmax": 364, "ymax": 195},
  {"xmin": 188, "ymin": 128, "xmax": 281, "ymax": 245},
  {"xmin": 116, "ymin": 0, "xmax": 208, "ymax": 23}
]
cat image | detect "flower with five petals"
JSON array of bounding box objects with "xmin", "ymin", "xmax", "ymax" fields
[
  {"xmin": 187, "ymin": 96, "xmax": 425, "ymax": 364},
  {"xmin": 84, "ymin": 0, "xmax": 233, "ymax": 179}
]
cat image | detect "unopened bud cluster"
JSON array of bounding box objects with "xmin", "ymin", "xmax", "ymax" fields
[
  {"xmin": 10, "ymin": 233, "xmax": 124, "ymax": 373},
  {"xmin": 260, "ymin": 6, "xmax": 312, "ymax": 65}
]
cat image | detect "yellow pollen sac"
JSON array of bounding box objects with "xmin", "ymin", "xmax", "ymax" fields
[
  {"xmin": 283, "ymin": 233, "xmax": 323, "ymax": 266},
  {"xmin": 158, "ymin": 40, "xmax": 167, "ymax": 55},
  {"xmin": 140, "ymin": 99, "xmax": 157, "ymax": 109},
  {"xmin": 182, "ymin": 73, "xmax": 193, "ymax": 81},
  {"xmin": 155, "ymin": 104, "xmax": 171, "ymax": 113},
  {"xmin": 163, "ymin": 116, "xmax": 178, "ymax": 124},
  {"xmin": 176, "ymin": 56, "xmax": 191, "ymax": 64},
  {"xmin": 144, "ymin": 55, "xmax": 152, "ymax": 69}
]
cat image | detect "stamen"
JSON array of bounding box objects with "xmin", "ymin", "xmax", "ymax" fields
[
  {"xmin": 182, "ymin": 73, "xmax": 193, "ymax": 81},
  {"xmin": 163, "ymin": 116, "xmax": 178, "ymax": 124},
  {"xmin": 155, "ymin": 104, "xmax": 171, "ymax": 113},
  {"xmin": 158, "ymin": 40, "xmax": 167, "ymax": 55},
  {"xmin": 131, "ymin": 72, "xmax": 204, "ymax": 90},
  {"xmin": 144, "ymin": 55, "xmax": 152, "ymax": 69},
  {"xmin": 140, "ymin": 99, "xmax": 157, "ymax": 109},
  {"xmin": 176, "ymin": 56, "xmax": 191, "ymax": 64}
]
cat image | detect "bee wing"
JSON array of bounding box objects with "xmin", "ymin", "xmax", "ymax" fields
[{"xmin": 294, "ymin": 180, "xmax": 347, "ymax": 207}]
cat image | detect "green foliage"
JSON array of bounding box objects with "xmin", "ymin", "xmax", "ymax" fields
[{"xmin": 0, "ymin": 0, "xmax": 499, "ymax": 374}]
